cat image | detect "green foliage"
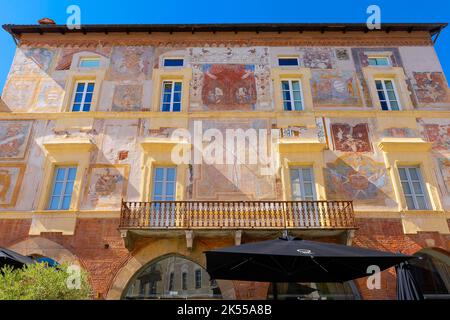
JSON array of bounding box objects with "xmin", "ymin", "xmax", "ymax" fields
[{"xmin": 0, "ymin": 262, "xmax": 92, "ymax": 300}]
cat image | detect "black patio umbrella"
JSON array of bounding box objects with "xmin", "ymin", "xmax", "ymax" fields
[
  {"xmin": 204, "ymin": 236, "xmax": 414, "ymax": 283},
  {"xmin": 396, "ymin": 261, "xmax": 424, "ymax": 300},
  {"xmin": 0, "ymin": 247, "xmax": 36, "ymax": 270}
]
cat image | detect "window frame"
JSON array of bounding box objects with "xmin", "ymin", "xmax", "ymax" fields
[
  {"xmin": 78, "ymin": 57, "xmax": 101, "ymax": 68},
  {"xmin": 278, "ymin": 56, "xmax": 300, "ymax": 67},
  {"xmin": 368, "ymin": 56, "xmax": 391, "ymax": 67},
  {"xmin": 281, "ymin": 79, "xmax": 304, "ymax": 111},
  {"xmin": 181, "ymin": 271, "xmax": 188, "ymax": 291},
  {"xmin": 160, "ymin": 80, "xmax": 183, "ymax": 112},
  {"xmin": 289, "ymin": 166, "xmax": 317, "ymax": 201},
  {"xmin": 398, "ymin": 166, "xmax": 430, "ymax": 210},
  {"xmin": 151, "ymin": 167, "xmax": 177, "ymax": 201},
  {"xmin": 163, "ymin": 58, "xmax": 185, "ymax": 68},
  {"xmin": 375, "ymin": 78, "xmax": 402, "ymax": 111},
  {"xmin": 70, "ymin": 80, "xmax": 96, "ymax": 112},
  {"xmin": 47, "ymin": 166, "xmax": 77, "ymax": 211}
]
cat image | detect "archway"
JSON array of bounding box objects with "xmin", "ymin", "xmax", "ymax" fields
[{"xmin": 122, "ymin": 254, "xmax": 222, "ymax": 299}]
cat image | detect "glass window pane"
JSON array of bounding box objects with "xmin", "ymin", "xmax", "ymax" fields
[
  {"xmin": 84, "ymin": 93, "xmax": 93, "ymax": 103},
  {"xmin": 68, "ymin": 168, "xmax": 77, "ymax": 180},
  {"xmin": 380, "ymin": 101, "xmax": 389, "ymax": 111},
  {"xmin": 401, "ymin": 182, "xmax": 412, "ymax": 195},
  {"xmin": 408, "ymin": 168, "xmax": 419, "ymax": 180},
  {"xmin": 79, "ymin": 59, "xmax": 100, "ymax": 68},
  {"xmin": 172, "ymin": 103, "xmax": 181, "ymax": 112},
  {"xmin": 405, "ymin": 196, "xmax": 416, "ymax": 210},
  {"xmin": 412, "ymin": 182, "xmax": 424, "ymax": 195},
  {"xmin": 369, "ymin": 58, "xmax": 377, "ymax": 66},
  {"xmin": 74, "ymin": 93, "xmax": 83, "ymax": 103},
  {"xmin": 163, "ymin": 82, "xmax": 173, "ymax": 92},
  {"xmin": 64, "ymin": 182, "xmax": 74, "ymax": 195},
  {"xmin": 166, "ymin": 168, "xmax": 176, "ymax": 181},
  {"xmin": 174, "ymin": 82, "xmax": 182, "ymax": 91},
  {"xmin": 76, "ymin": 83, "xmax": 85, "ymax": 92},
  {"xmin": 302, "ymin": 169, "xmax": 312, "ymax": 181},
  {"xmin": 173, "ymin": 92, "xmax": 182, "ymax": 103},
  {"xmin": 87, "ymin": 83, "xmax": 95, "ymax": 92},
  {"xmin": 282, "ymin": 90, "xmax": 291, "ymax": 101},
  {"xmin": 375, "ymin": 80, "xmax": 383, "ymax": 90},
  {"xmin": 82, "ymin": 104, "xmax": 91, "ymax": 112},
  {"xmin": 389, "ymin": 101, "xmax": 399, "ymax": 110},
  {"xmin": 384, "ymin": 80, "xmax": 394, "ymax": 90},
  {"xmin": 153, "ymin": 182, "xmax": 163, "ymax": 196},
  {"xmin": 387, "ymin": 90, "xmax": 396, "ymax": 100},
  {"xmin": 155, "ymin": 168, "xmax": 164, "ymax": 181},
  {"xmin": 416, "ymin": 196, "xmax": 427, "ymax": 210},
  {"xmin": 281, "ymin": 81, "xmax": 290, "ymax": 91},
  {"xmin": 72, "ymin": 104, "xmax": 81, "ymax": 112},
  {"xmin": 52, "ymin": 182, "xmax": 63, "ymax": 197},
  {"xmin": 164, "ymin": 59, "xmax": 184, "ymax": 67},
  {"xmin": 49, "ymin": 197, "xmax": 60, "ymax": 210},
  {"xmin": 377, "ymin": 90, "xmax": 386, "ymax": 101},
  {"xmin": 293, "ymin": 91, "xmax": 302, "ymax": 101},
  {"xmin": 303, "ymin": 183, "xmax": 314, "ymax": 197},
  {"xmin": 284, "ymin": 101, "xmax": 292, "ymax": 111},
  {"xmin": 294, "ymin": 101, "xmax": 302, "ymax": 111},
  {"xmin": 56, "ymin": 168, "xmax": 66, "ymax": 181},
  {"xmin": 62, "ymin": 196, "xmax": 72, "ymax": 210},
  {"xmin": 398, "ymin": 168, "xmax": 407, "ymax": 180},
  {"xmin": 278, "ymin": 58, "xmax": 299, "ymax": 66},
  {"xmin": 290, "ymin": 169, "xmax": 300, "ymax": 182},
  {"xmin": 163, "ymin": 93, "xmax": 172, "ymax": 103},
  {"xmin": 291, "ymin": 81, "xmax": 300, "ymax": 91},
  {"xmin": 166, "ymin": 183, "xmax": 175, "ymax": 196},
  {"xmin": 161, "ymin": 103, "xmax": 171, "ymax": 112}
]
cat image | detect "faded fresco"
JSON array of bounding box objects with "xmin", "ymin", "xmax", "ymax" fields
[
  {"xmin": 437, "ymin": 158, "xmax": 450, "ymax": 195},
  {"xmin": 83, "ymin": 165, "xmax": 129, "ymax": 209},
  {"xmin": 0, "ymin": 121, "xmax": 33, "ymax": 159},
  {"xmin": 0, "ymin": 164, "xmax": 25, "ymax": 208},
  {"xmin": 112, "ymin": 84, "xmax": 143, "ymax": 111},
  {"xmin": 325, "ymin": 154, "xmax": 393, "ymax": 205},
  {"xmin": 413, "ymin": 72, "xmax": 450, "ymax": 104},
  {"xmin": 201, "ymin": 64, "xmax": 257, "ymax": 111},
  {"xmin": 331, "ymin": 123, "xmax": 372, "ymax": 152},
  {"xmin": 2, "ymin": 78, "xmax": 39, "ymax": 111},
  {"xmin": 55, "ymin": 47, "xmax": 111, "ymax": 70},
  {"xmin": 97, "ymin": 120, "xmax": 139, "ymax": 163},
  {"xmin": 187, "ymin": 119, "xmax": 277, "ymax": 200},
  {"xmin": 108, "ymin": 46, "xmax": 154, "ymax": 80},
  {"xmin": 10, "ymin": 47, "xmax": 55, "ymax": 75},
  {"xmin": 311, "ymin": 71, "xmax": 360, "ymax": 106},
  {"xmin": 302, "ymin": 48, "xmax": 333, "ymax": 69},
  {"xmin": 335, "ymin": 49, "xmax": 350, "ymax": 61},
  {"xmin": 421, "ymin": 123, "xmax": 450, "ymax": 151},
  {"xmin": 36, "ymin": 80, "xmax": 64, "ymax": 109},
  {"xmin": 381, "ymin": 127, "xmax": 417, "ymax": 138}
]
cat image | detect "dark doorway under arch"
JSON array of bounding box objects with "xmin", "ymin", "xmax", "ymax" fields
[{"xmin": 267, "ymin": 281, "xmax": 361, "ymax": 300}]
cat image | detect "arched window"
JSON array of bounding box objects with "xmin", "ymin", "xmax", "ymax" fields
[
  {"xmin": 123, "ymin": 255, "xmax": 222, "ymax": 299},
  {"xmin": 267, "ymin": 281, "xmax": 361, "ymax": 300}
]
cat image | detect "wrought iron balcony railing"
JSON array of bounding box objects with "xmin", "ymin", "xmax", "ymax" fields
[{"xmin": 119, "ymin": 200, "xmax": 355, "ymax": 230}]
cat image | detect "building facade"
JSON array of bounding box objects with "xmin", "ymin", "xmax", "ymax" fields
[{"xmin": 0, "ymin": 23, "xmax": 449, "ymax": 299}]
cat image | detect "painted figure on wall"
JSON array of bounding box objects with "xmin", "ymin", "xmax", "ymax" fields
[
  {"xmin": 413, "ymin": 72, "xmax": 450, "ymax": 104},
  {"xmin": 311, "ymin": 71, "xmax": 360, "ymax": 106},
  {"xmin": 0, "ymin": 165, "xmax": 25, "ymax": 208},
  {"xmin": 201, "ymin": 64, "xmax": 257, "ymax": 110},
  {"xmin": 325, "ymin": 154, "xmax": 393, "ymax": 205},
  {"xmin": 0, "ymin": 121, "xmax": 32, "ymax": 159},
  {"xmin": 108, "ymin": 46, "xmax": 153, "ymax": 80},
  {"xmin": 422, "ymin": 123, "xmax": 450, "ymax": 151},
  {"xmin": 302, "ymin": 48, "xmax": 333, "ymax": 69},
  {"xmin": 112, "ymin": 85, "xmax": 143, "ymax": 111},
  {"xmin": 331, "ymin": 123, "xmax": 372, "ymax": 152}
]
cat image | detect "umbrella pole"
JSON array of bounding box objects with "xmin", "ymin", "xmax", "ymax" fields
[{"xmin": 272, "ymin": 282, "xmax": 278, "ymax": 300}]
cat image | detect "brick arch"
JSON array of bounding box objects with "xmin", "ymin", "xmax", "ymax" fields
[
  {"xmin": 106, "ymin": 238, "xmax": 235, "ymax": 300},
  {"xmin": 9, "ymin": 237, "xmax": 82, "ymax": 266}
]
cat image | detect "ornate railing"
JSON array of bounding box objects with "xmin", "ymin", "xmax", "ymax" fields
[{"xmin": 119, "ymin": 200, "xmax": 355, "ymax": 230}]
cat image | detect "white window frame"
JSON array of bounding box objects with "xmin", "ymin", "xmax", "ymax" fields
[
  {"xmin": 278, "ymin": 56, "xmax": 300, "ymax": 67},
  {"xmin": 160, "ymin": 80, "xmax": 183, "ymax": 112},
  {"xmin": 47, "ymin": 166, "xmax": 77, "ymax": 210},
  {"xmin": 398, "ymin": 166, "xmax": 430, "ymax": 210},
  {"xmin": 375, "ymin": 78, "xmax": 402, "ymax": 111},
  {"xmin": 281, "ymin": 79, "xmax": 304, "ymax": 111},
  {"xmin": 78, "ymin": 57, "xmax": 101, "ymax": 68},
  {"xmin": 368, "ymin": 56, "xmax": 391, "ymax": 67},
  {"xmin": 163, "ymin": 57, "xmax": 184, "ymax": 68},
  {"xmin": 151, "ymin": 167, "xmax": 177, "ymax": 201},
  {"xmin": 71, "ymin": 80, "xmax": 95, "ymax": 112},
  {"xmin": 290, "ymin": 167, "xmax": 316, "ymax": 201}
]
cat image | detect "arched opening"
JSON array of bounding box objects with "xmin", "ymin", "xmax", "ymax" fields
[
  {"xmin": 267, "ymin": 281, "xmax": 361, "ymax": 300},
  {"xmin": 122, "ymin": 254, "xmax": 222, "ymax": 300},
  {"xmin": 409, "ymin": 248, "xmax": 450, "ymax": 299}
]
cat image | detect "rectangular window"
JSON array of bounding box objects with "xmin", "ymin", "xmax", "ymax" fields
[
  {"xmin": 278, "ymin": 57, "xmax": 299, "ymax": 66},
  {"xmin": 398, "ymin": 166, "xmax": 430, "ymax": 210},
  {"xmin": 290, "ymin": 167, "xmax": 316, "ymax": 201},
  {"xmin": 168, "ymin": 272, "xmax": 174, "ymax": 291},
  {"xmin": 163, "ymin": 58, "xmax": 184, "ymax": 67},
  {"xmin": 161, "ymin": 81, "xmax": 182, "ymax": 112},
  {"xmin": 182, "ymin": 272, "xmax": 187, "ymax": 290},
  {"xmin": 195, "ymin": 269, "xmax": 202, "ymax": 289},
  {"xmin": 72, "ymin": 81, "xmax": 95, "ymax": 112},
  {"xmin": 48, "ymin": 166, "xmax": 77, "ymax": 210},
  {"xmin": 79, "ymin": 58, "xmax": 100, "ymax": 68},
  {"xmin": 375, "ymin": 79, "xmax": 401, "ymax": 111},
  {"xmin": 281, "ymin": 80, "xmax": 303, "ymax": 111},
  {"xmin": 368, "ymin": 57, "xmax": 390, "ymax": 66},
  {"xmin": 152, "ymin": 167, "xmax": 176, "ymax": 201}
]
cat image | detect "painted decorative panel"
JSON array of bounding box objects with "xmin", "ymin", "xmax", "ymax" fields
[
  {"xmin": 0, "ymin": 164, "xmax": 26, "ymax": 208},
  {"xmin": 311, "ymin": 71, "xmax": 360, "ymax": 106},
  {"xmin": 413, "ymin": 72, "xmax": 450, "ymax": 104},
  {"xmin": 325, "ymin": 154, "xmax": 393, "ymax": 205},
  {"xmin": 2, "ymin": 78, "xmax": 39, "ymax": 110},
  {"xmin": 36, "ymin": 80, "xmax": 64, "ymax": 108},
  {"xmin": 108, "ymin": 46, "xmax": 154, "ymax": 80},
  {"xmin": 302, "ymin": 48, "xmax": 333, "ymax": 69},
  {"xmin": 422, "ymin": 123, "xmax": 450, "ymax": 151},
  {"xmin": 55, "ymin": 47, "xmax": 111, "ymax": 70},
  {"xmin": 10, "ymin": 47, "xmax": 55, "ymax": 75},
  {"xmin": 0, "ymin": 121, "xmax": 33, "ymax": 159},
  {"xmin": 437, "ymin": 158, "xmax": 450, "ymax": 195},
  {"xmin": 83, "ymin": 165, "xmax": 129, "ymax": 209},
  {"xmin": 331, "ymin": 123, "xmax": 372, "ymax": 152},
  {"xmin": 381, "ymin": 127, "xmax": 416, "ymax": 138},
  {"xmin": 112, "ymin": 84, "xmax": 143, "ymax": 111}
]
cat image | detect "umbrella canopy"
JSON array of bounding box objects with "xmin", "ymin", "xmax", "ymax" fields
[
  {"xmin": 0, "ymin": 247, "xmax": 36, "ymax": 270},
  {"xmin": 396, "ymin": 261, "xmax": 424, "ymax": 300},
  {"xmin": 205, "ymin": 236, "xmax": 414, "ymax": 283}
]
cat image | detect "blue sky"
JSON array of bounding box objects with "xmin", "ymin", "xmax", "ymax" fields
[{"xmin": 0, "ymin": 0, "xmax": 449, "ymax": 92}]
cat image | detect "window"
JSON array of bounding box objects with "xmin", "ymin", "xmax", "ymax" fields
[
  {"xmin": 163, "ymin": 58, "xmax": 184, "ymax": 67},
  {"xmin": 195, "ymin": 269, "xmax": 202, "ymax": 289},
  {"xmin": 398, "ymin": 166, "xmax": 429, "ymax": 210},
  {"xmin": 71, "ymin": 81, "xmax": 95, "ymax": 112},
  {"xmin": 161, "ymin": 81, "xmax": 182, "ymax": 112},
  {"xmin": 281, "ymin": 80, "xmax": 303, "ymax": 111},
  {"xmin": 168, "ymin": 272, "xmax": 174, "ymax": 292},
  {"xmin": 182, "ymin": 272, "xmax": 187, "ymax": 290},
  {"xmin": 375, "ymin": 79, "xmax": 401, "ymax": 110},
  {"xmin": 152, "ymin": 167, "xmax": 176, "ymax": 201},
  {"xmin": 48, "ymin": 166, "xmax": 77, "ymax": 210},
  {"xmin": 290, "ymin": 167, "xmax": 316, "ymax": 201},
  {"xmin": 278, "ymin": 57, "xmax": 299, "ymax": 66},
  {"xmin": 368, "ymin": 56, "xmax": 390, "ymax": 66},
  {"xmin": 79, "ymin": 58, "xmax": 100, "ymax": 68}
]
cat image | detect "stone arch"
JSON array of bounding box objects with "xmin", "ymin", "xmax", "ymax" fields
[
  {"xmin": 106, "ymin": 238, "xmax": 235, "ymax": 300},
  {"xmin": 9, "ymin": 237, "xmax": 81, "ymax": 266}
]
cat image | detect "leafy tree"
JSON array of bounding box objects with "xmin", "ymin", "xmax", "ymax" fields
[{"xmin": 0, "ymin": 262, "xmax": 92, "ymax": 300}]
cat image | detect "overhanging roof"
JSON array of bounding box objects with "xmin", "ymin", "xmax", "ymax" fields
[{"xmin": 3, "ymin": 22, "xmax": 447, "ymax": 38}]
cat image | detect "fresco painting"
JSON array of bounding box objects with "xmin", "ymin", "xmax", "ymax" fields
[
  {"xmin": 3, "ymin": 78, "xmax": 39, "ymax": 110},
  {"xmin": 112, "ymin": 84, "xmax": 143, "ymax": 111},
  {"xmin": 36, "ymin": 80, "xmax": 64, "ymax": 108},
  {"xmin": 311, "ymin": 71, "xmax": 360, "ymax": 106},
  {"xmin": 331, "ymin": 123, "xmax": 372, "ymax": 152},
  {"xmin": 0, "ymin": 164, "xmax": 25, "ymax": 208},
  {"xmin": 437, "ymin": 158, "xmax": 450, "ymax": 195},
  {"xmin": 413, "ymin": 72, "xmax": 450, "ymax": 104},
  {"xmin": 55, "ymin": 47, "xmax": 111, "ymax": 70},
  {"xmin": 0, "ymin": 121, "xmax": 33, "ymax": 159},
  {"xmin": 84, "ymin": 165, "xmax": 129, "ymax": 209},
  {"xmin": 422, "ymin": 123, "xmax": 450, "ymax": 151},
  {"xmin": 381, "ymin": 127, "xmax": 416, "ymax": 138},
  {"xmin": 11, "ymin": 48, "xmax": 55, "ymax": 74},
  {"xmin": 302, "ymin": 48, "xmax": 333, "ymax": 69},
  {"xmin": 325, "ymin": 154, "xmax": 392, "ymax": 205},
  {"xmin": 108, "ymin": 46, "xmax": 154, "ymax": 80}
]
